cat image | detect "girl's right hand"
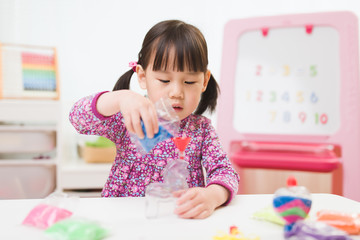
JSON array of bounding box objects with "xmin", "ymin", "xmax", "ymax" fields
[
  {"xmin": 119, "ymin": 90, "xmax": 159, "ymax": 139},
  {"xmin": 97, "ymin": 90, "xmax": 159, "ymax": 139}
]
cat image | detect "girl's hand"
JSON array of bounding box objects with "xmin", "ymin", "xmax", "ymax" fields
[
  {"xmin": 173, "ymin": 185, "xmax": 230, "ymax": 219},
  {"xmin": 97, "ymin": 90, "xmax": 159, "ymax": 138},
  {"xmin": 118, "ymin": 90, "xmax": 158, "ymax": 139}
]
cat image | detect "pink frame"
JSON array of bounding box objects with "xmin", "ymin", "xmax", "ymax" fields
[{"xmin": 217, "ymin": 11, "xmax": 360, "ymax": 201}]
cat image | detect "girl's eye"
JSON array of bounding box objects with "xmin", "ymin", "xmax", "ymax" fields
[
  {"xmin": 185, "ymin": 81, "xmax": 195, "ymax": 84},
  {"xmin": 159, "ymin": 79, "xmax": 170, "ymax": 83}
]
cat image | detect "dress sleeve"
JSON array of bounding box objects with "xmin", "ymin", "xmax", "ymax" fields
[
  {"xmin": 69, "ymin": 91, "xmax": 126, "ymax": 143},
  {"xmin": 201, "ymin": 118, "xmax": 240, "ymax": 205}
]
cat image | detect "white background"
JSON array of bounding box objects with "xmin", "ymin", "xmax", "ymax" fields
[{"xmin": 1, "ymin": 0, "xmax": 360, "ymax": 159}]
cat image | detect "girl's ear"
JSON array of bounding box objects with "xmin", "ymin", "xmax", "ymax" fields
[
  {"xmin": 202, "ymin": 70, "xmax": 211, "ymax": 92},
  {"xmin": 137, "ymin": 65, "xmax": 147, "ymax": 89}
]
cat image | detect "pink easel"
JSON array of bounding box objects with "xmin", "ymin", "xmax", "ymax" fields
[{"xmin": 217, "ymin": 11, "xmax": 360, "ymax": 201}]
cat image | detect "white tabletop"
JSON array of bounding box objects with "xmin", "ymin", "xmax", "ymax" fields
[{"xmin": 0, "ymin": 194, "xmax": 359, "ymax": 240}]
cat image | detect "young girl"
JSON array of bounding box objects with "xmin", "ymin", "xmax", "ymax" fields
[{"xmin": 69, "ymin": 20, "xmax": 239, "ymax": 219}]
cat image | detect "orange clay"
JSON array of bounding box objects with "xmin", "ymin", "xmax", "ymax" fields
[{"xmin": 316, "ymin": 210, "xmax": 360, "ymax": 235}]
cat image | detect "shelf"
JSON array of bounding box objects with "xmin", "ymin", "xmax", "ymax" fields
[
  {"xmin": 0, "ymin": 128, "xmax": 56, "ymax": 153},
  {"xmin": 63, "ymin": 189, "xmax": 102, "ymax": 198},
  {"xmin": 0, "ymin": 159, "xmax": 57, "ymax": 165},
  {"xmin": 0, "ymin": 125, "xmax": 57, "ymax": 131},
  {"xmin": 0, "ymin": 99, "xmax": 60, "ymax": 199},
  {"xmin": 61, "ymin": 159, "xmax": 112, "ymax": 172},
  {"xmin": 0, "ymin": 100, "xmax": 60, "ymax": 122},
  {"xmin": 59, "ymin": 159, "xmax": 112, "ymax": 190},
  {"xmin": 0, "ymin": 99, "xmax": 113, "ymax": 197}
]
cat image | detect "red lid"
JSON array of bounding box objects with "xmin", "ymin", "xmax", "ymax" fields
[
  {"xmin": 172, "ymin": 137, "xmax": 191, "ymax": 152},
  {"xmin": 287, "ymin": 176, "xmax": 297, "ymax": 187}
]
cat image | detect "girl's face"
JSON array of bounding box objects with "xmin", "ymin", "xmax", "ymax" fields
[{"xmin": 137, "ymin": 53, "xmax": 210, "ymax": 120}]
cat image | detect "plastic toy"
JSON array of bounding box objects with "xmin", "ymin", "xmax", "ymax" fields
[
  {"xmin": 163, "ymin": 136, "xmax": 191, "ymax": 191},
  {"xmin": 213, "ymin": 225, "xmax": 260, "ymax": 240},
  {"xmin": 273, "ymin": 176, "xmax": 312, "ymax": 233},
  {"xmin": 145, "ymin": 136, "xmax": 191, "ymax": 218},
  {"xmin": 217, "ymin": 12, "xmax": 360, "ymax": 202}
]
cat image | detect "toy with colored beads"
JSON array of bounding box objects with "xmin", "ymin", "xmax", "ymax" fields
[{"xmin": 0, "ymin": 43, "xmax": 59, "ymax": 99}]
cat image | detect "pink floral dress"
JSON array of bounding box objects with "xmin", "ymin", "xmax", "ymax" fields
[{"xmin": 69, "ymin": 92, "xmax": 239, "ymax": 204}]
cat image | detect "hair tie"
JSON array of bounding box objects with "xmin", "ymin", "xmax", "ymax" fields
[{"xmin": 129, "ymin": 61, "xmax": 138, "ymax": 72}]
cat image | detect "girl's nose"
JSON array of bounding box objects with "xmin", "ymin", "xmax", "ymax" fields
[{"xmin": 169, "ymin": 82, "xmax": 184, "ymax": 99}]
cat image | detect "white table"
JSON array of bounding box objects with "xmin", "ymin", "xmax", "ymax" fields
[{"xmin": 0, "ymin": 194, "xmax": 359, "ymax": 240}]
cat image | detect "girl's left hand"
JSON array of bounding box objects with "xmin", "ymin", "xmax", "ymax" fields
[{"xmin": 173, "ymin": 185, "xmax": 229, "ymax": 219}]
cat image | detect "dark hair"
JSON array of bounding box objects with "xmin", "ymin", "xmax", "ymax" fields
[{"xmin": 113, "ymin": 20, "xmax": 220, "ymax": 115}]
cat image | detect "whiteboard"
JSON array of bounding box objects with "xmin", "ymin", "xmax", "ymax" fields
[{"xmin": 233, "ymin": 27, "xmax": 341, "ymax": 135}]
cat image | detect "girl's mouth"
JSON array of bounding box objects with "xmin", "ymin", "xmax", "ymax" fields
[{"xmin": 172, "ymin": 106, "xmax": 183, "ymax": 112}]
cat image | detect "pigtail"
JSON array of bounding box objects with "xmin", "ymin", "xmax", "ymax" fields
[
  {"xmin": 112, "ymin": 69, "xmax": 134, "ymax": 91},
  {"xmin": 194, "ymin": 74, "xmax": 220, "ymax": 115}
]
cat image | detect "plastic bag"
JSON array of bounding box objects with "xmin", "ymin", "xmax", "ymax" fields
[
  {"xmin": 129, "ymin": 97, "xmax": 180, "ymax": 155},
  {"xmin": 252, "ymin": 206, "xmax": 285, "ymax": 225},
  {"xmin": 22, "ymin": 192, "xmax": 78, "ymax": 229},
  {"xmin": 285, "ymin": 220, "xmax": 352, "ymax": 240},
  {"xmin": 45, "ymin": 218, "xmax": 109, "ymax": 240},
  {"xmin": 316, "ymin": 210, "xmax": 360, "ymax": 235}
]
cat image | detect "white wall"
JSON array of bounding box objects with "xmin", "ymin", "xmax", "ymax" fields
[{"xmin": 1, "ymin": 0, "xmax": 360, "ymax": 159}]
